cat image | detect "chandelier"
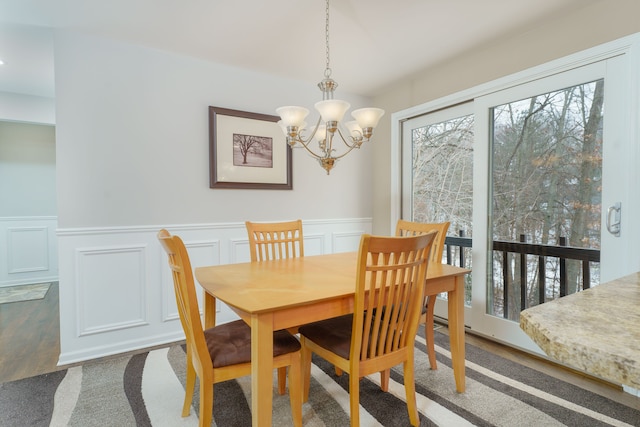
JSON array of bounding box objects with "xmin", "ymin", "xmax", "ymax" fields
[{"xmin": 276, "ymin": 0, "xmax": 385, "ymax": 175}]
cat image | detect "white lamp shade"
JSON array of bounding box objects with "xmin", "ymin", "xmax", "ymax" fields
[
  {"xmin": 311, "ymin": 124, "xmax": 327, "ymax": 143},
  {"xmin": 276, "ymin": 106, "xmax": 309, "ymax": 128},
  {"xmin": 314, "ymin": 99, "xmax": 350, "ymax": 123},
  {"xmin": 351, "ymin": 107, "xmax": 385, "ymax": 128},
  {"xmin": 344, "ymin": 120, "xmax": 363, "ymax": 138}
]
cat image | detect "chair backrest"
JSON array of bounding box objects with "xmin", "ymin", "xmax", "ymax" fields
[
  {"xmin": 395, "ymin": 219, "xmax": 450, "ymax": 264},
  {"xmin": 157, "ymin": 229, "xmax": 212, "ymax": 375},
  {"xmin": 351, "ymin": 232, "xmax": 436, "ymax": 363},
  {"xmin": 245, "ymin": 219, "xmax": 304, "ymax": 262}
]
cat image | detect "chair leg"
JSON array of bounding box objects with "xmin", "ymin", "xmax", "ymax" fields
[
  {"xmin": 300, "ymin": 337, "xmax": 313, "ymax": 403},
  {"xmin": 182, "ymin": 351, "xmax": 196, "ymax": 416},
  {"xmin": 277, "ymin": 367, "xmax": 287, "ymax": 395},
  {"xmin": 380, "ymin": 369, "xmax": 390, "ymax": 392},
  {"xmin": 349, "ymin": 373, "xmax": 360, "ymax": 427},
  {"xmin": 425, "ymin": 296, "xmax": 438, "ymax": 370},
  {"xmin": 288, "ymin": 353, "xmax": 303, "ymax": 427},
  {"xmin": 403, "ymin": 359, "xmax": 420, "ymax": 426},
  {"xmin": 335, "ymin": 366, "xmax": 343, "ymax": 376},
  {"xmin": 198, "ymin": 382, "xmax": 213, "ymax": 427}
]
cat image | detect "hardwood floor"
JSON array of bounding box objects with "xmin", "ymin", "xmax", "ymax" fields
[
  {"xmin": 0, "ymin": 286, "xmax": 637, "ymax": 411},
  {"xmin": 437, "ymin": 323, "xmax": 639, "ymax": 409},
  {"xmin": 0, "ymin": 282, "xmax": 60, "ymax": 383}
]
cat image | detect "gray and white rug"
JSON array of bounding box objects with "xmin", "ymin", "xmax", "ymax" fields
[
  {"xmin": 1, "ymin": 331, "xmax": 638, "ymax": 426},
  {"xmin": 0, "ymin": 283, "xmax": 50, "ymax": 304}
]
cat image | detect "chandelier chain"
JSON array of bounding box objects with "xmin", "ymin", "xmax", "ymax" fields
[
  {"xmin": 324, "ymin": 0, "xmax": 331, "ymax": 78},
  {"xmin": 275, "ymin": 0, "xmax": 384, "ymax": 174}
]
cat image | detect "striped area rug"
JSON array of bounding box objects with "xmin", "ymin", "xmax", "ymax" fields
[{"xmin": 1, "ymin": 331, "xmax": 638, "ymax": 426}]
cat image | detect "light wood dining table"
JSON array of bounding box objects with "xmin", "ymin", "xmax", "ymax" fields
[{"xmin": 195, "ymin": 251, "xmax": 470, "ymax": 427}]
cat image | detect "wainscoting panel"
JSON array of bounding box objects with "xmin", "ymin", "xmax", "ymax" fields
[
  {"xmin": 0, "ymin": 217, "xmax": 58, "ymax": 287},
  {"xmin": 56, "ymin": 218, "xmax": 371, "ymax": 365},
  {"xmin": 303, "ymin": 233, "xmax": 326, "ymax": 256},
  {"xmin": 332, "ymin": 230, "xmax": 367, "ymax": 253},
  {"xmin": 7, "ymin": 226, "xmax": 49, "ymax": 273},
  {"xmin": 75, "ymin": 245, "xmax": 148, "ymax": 336},
  {"xmin": 229, "ymin": 238, "xmax": 251, "ymax": 264},
  {"xmin": 161, "ymin": 238, "xmax": 220, "ymax": 323}
]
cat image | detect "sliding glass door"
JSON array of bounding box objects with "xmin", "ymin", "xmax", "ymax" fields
[{"xmin": 399, "ymin": 46, "xmax": 639, "ymax": 352}]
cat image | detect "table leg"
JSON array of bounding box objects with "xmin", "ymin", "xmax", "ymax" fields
[
  {"xmin": 204, "ymin": 292, "xmax": 216, "ymax": 329},
  {"xmin": 251, "ymin": 312, "xmax": 273, "ymax": 427},
  {"xmin": 448, "ymin": 275, "xmax": 466, "ymax": 392}
]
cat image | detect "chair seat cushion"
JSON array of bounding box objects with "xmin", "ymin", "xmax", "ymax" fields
[
  {"xmin": 298, "ymin": 314, "xmax": 353, "ymax": 360},
  {"xmin": 204, "ymin": 320, "xmax": 301, "ymax": 368}
]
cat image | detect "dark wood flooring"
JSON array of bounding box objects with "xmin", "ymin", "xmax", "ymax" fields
[
  {"xmin": 0, "ymin": 284, "xmax": 637, "ymax": 410},
  {"xmin": 0, "ymin": 282, "xmax": 60, "ymax": 383}
]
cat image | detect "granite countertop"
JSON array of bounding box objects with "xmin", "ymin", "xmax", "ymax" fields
[{"xmin": 520, "ymin": 272, "xmax": 640, "ymax": 389}]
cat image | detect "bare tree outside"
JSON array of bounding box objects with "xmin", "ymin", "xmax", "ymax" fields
[
  {"xmin": 490, "ymin": 79, "xmax": 603, "ymax": 319},
  {"xmin": 412, "ymin": 115, "xmax": 474, "ymax": 234},
  {"xmin": 409, "ymin": 80, "xmax": 604, "ymax": 320},
  {"xmin": 411, "ymin": 114, "xmax": 474, "ymax": 305},
  {"xmin": 233, "ymin": 133, "xmax": 273, "ymax": 168}
]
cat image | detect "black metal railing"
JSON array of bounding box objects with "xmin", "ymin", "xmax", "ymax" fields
[{"xmin": 443, "ymin": 231, "xmax": 601, "ymax": 318}]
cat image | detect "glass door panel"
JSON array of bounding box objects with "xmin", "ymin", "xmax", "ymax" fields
[
  {"xmin": 401, "ymin": 103, "xmax": 474, "ymax": 320},
  {"xmin": 489, "ymin": 79, "xmax": 603, "ymax": 320}
]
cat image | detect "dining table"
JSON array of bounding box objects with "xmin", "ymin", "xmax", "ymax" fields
[{"xmin": 195, "ymin": 251, "xmax": 470, "ymax": 427}]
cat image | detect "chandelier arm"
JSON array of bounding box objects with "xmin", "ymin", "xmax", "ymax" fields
[
  {"xmin": 289, "ymin": 115, "xmax": 323, "ymax": 146},
  {"xmin": 305, "ymin": 116, "xmax": 324, "ymax": 144},
  {"xmin": 335, "ymin": 127, "xmax": 364, "ymax": 149},
  {"xmin": 326, "ymin": 143, "xmax": 358, "ymax": 161},
  {"xmin": 294, "ymin": 139, "xmax": 326, "ymax": 160},
  {"xmin": 326, "ymin": 130, "xmax": 334, "ymax": 156}
]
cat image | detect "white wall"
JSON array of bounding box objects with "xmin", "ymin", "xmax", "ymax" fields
[
  {"xmin": 52, "ymin": 30, "xmax": 376, "ymax": 363},
  {"xmin": 0, "ymin": 119, "xmax": 58, "ymax": 287},
  {"xmin": 0, "ymin": 92, "xmax": 55, "ymax": 125},
  {"xmin": 0, "ymin": 121, "xmax": 56, "ymax": 216},
  {"xmin": 54, "ymin": 30, "xmax": 374, "ymax": 228}
]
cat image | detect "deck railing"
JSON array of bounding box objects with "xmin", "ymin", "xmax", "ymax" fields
[{"xmin": 443, "ymin": 232, "xmax": 601, "ymax": 319}]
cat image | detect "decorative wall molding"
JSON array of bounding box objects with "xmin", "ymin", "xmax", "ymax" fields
[
  {"xmin": 331, "ymin": 230, "xmax": 367, "ymax": 253},
  {"xmin": 7, "ymin": 226, "xmax": 49, "ymax": 273},
  {"xmin": 0, "ymin": 216, "xmax": 58, "ymax": 287},
  {"xmin": 161, "ymin": 238, "xmax": 220, "ymax": 323},
  {"xmin": 57, "ymin": 218, "xmax": 372, "ymax": 365},
  {"xmin": 75, "ymin": 244, "xmax": 148, "ymax": 336}
]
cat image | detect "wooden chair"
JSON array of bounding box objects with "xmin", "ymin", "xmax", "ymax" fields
[
  {"xmin": 299, "ymin": 232, "xmax": 436, "ymax": 427},
  {"xmin": 246, "ymin": 219, "xmax": 304, "ymax": 262},
  {"xmin": 157, "ymin": 229, "xmax": 302, "ymax": 427},
  {"xmin": 396, "ymin": 219, "xmax": 450, "ymax": 370},
  {"xmin": 245, "ymin": 219, "xmax": 304, "ymax": 394}
]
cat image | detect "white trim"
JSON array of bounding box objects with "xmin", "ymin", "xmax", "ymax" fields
[
  {"xmin": 56, "ymin": 217, "xmax": 373, "ymax": 236},
  {"xmin": 0, "ymin": 216, "xmax": 57, "ymax": 221}
]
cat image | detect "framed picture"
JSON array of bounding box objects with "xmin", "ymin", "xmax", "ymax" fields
[{"xmin": 209, "ymin": 106, "xmax": 292, "ymax": 189}]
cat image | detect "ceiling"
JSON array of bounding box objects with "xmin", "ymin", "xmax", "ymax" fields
[{"xmin": 0, "ymin": 0, "xmax": 600, "ymax": 99}]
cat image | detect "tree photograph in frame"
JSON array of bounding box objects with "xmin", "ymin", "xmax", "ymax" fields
[
  {"xmin": 209, "ymin": 106, "xmax": 292, "ymax": 189},
  {"xmin": 233, "ymin": 133, "xmax": 273, "ymax": 168}
]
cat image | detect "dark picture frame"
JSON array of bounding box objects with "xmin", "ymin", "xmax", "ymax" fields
[{"xmin": 209, "ymin": 106, "xmax": 292, "ymax": 189}]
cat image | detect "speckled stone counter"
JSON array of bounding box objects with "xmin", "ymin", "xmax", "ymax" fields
[{"xmin": 520, "ymin": 272, "xmax": 640, "ymax": 389}]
